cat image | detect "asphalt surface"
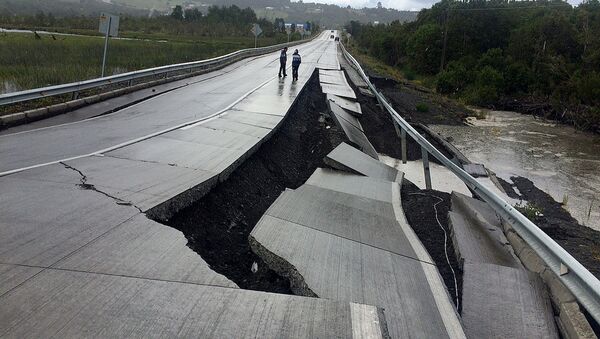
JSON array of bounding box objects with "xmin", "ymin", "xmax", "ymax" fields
[{"xmin": 0, "ymin": 33, "xmax": 336, "ymax": 175}]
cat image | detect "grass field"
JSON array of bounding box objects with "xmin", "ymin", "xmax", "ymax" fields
[{"xmin": 0, "ymin": 32, "xmax": 284, "ymax": 92}]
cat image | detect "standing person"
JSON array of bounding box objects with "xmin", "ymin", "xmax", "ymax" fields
[
  {"xmin": 292, "ymin": 49, "xmax": 302, "ymax": 81},
  {"xmin": 279, "ymin": 47, "xmax": 288, "ymax": 77}
]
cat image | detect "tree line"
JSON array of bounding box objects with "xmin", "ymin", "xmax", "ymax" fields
[
  {"xmin": 347, "ymin": 0, "xmax": 600, "ymax": 132},
  {"xmin": 0, "ymin": 5, "xmax": 318, "ymax": 40}
]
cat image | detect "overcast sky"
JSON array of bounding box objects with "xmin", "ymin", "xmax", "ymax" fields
[{"xmin": 297, "ymin": 0, "xmax": 583, "ymax": 11}]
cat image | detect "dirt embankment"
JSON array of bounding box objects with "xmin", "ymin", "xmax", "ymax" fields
[
  {"xmin": 501, "ymin": 176, "xmax": 600, "ymax": 280},
  {"xmin": 157, "ymin": 73, "xmax": 346, "ymax": 293}
]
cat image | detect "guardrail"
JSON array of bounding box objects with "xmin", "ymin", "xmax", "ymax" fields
[
  {"xmin": 0, "ymin": 33, "xmax": 323, "ymax": 107},
  {"xmin": 340, "ymin": 42, "xmax": 600, "ymax": 325}
]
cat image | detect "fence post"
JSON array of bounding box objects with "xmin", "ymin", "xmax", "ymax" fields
[{"xmin": 421, "ymin": 146, "xmax": 432, "ymax": 190}]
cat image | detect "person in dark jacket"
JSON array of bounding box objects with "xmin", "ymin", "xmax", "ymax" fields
[
  {"xmin": 291, "ymin": 49, "xmax": 301, "ymax": 81},
  {"xmin": 278, "ymin": 47, "xmax": 288, "ymax": 77}
]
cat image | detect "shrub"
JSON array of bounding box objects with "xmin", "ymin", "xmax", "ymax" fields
[
  {"xmin": 416, "ymin": 103, "xmax": 429, "ymax": 112},
  {"xmin": 515, "ymin": 202, "xmax": 544, "ymax": 222}
]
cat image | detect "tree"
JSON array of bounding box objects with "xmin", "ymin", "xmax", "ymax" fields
[
  {"xmin": 377, "ymin": 2, "xmax": 383, "ymax": 9},
  {"xmin": 291, "ymin": 23, "xmax": 296, "ymax": 33},
  {"xmin": 171, "ymin": 5, "xmax": 183, "ymax": 21}
]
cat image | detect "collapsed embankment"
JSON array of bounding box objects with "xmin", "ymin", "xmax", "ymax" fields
[{"xmin": 152, "ymin": 73, "xmax": 346, "ymax": 293}]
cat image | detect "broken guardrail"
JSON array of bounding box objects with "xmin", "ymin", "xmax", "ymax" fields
[
  {"xmin": 0, "ymin": 33, "xmax": 323, "ymax": 107},
  {"xmin": 340, "ymin": 42, "xmax": 600, "ymax": 325}
]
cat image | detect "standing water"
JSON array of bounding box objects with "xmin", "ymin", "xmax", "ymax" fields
[{"xmin": 430, "ymin": 110, "xmax": 600, "ymax": 231}]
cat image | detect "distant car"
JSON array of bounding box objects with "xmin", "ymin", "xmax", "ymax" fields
[
  {"xmin": 335, "ymin": 37, "xmax": 340, "ymax": 42},
  {"xmin": 331, "ymin": 30, "xmax": 334, "ymax": 33},
  {"xmin": 330, "ymin": 35, "xmax": 335, "ymax": 39}
]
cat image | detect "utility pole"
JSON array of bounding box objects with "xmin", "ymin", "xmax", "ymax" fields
[{"xmin": 439, "ymin": 8, "xmax": 450, "ymax": 73}]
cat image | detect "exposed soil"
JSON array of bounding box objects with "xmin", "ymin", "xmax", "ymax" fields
[
  {"xmin": 401, "ymin": 180, "xmax": 463, "ymax": 312},
  {"xmin": 370, "ymin": 76, "xmax": 471, "ymax": 126},
  {"xmin": 157, "ymin": 73, "xmax": 346, "ymax": 294},
  {"xmin": 504, "ymin": 176, "xmax": 600, "ymax": 280},
  {"xmin": 348, "ymin": 74, "xmax": 458, "ymax": 164}
]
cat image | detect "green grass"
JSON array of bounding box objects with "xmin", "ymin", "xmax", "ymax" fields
[{"xmin": 0, "ymin": 32, "xmax": 282, "ymax": 92}]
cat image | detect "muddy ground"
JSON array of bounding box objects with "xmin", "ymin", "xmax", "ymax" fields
[
  {"xmin": 159, "ymin": 73, "xmax": 346, "ymax": 293},
  {"xmin": 502, "ymin": 176, "xmax": 600, "ymax": 280},
  {"xmin": 401, "ymin": 181, "xmax": 463, "ymax": 312}
]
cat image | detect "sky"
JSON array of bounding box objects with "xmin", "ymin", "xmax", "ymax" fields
[{"xmin": 296, "ymin": 0, "xmax": 583, "ymax": 11}]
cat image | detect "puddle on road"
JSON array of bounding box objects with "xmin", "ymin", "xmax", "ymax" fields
[{"xmin": 430, "ymin": 110, "xmax": 600, "ymax": 230}]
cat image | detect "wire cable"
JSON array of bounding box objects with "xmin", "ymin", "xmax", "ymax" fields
[{"xmin": 408, "ymin": 192, "xmax": 460, "ymax": 310}]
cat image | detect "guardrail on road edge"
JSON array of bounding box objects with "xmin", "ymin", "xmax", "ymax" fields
[
  {"xmin": 0, "ymin": 32, "xmax": 324, "ymax": 107},
  {"xmin": 339, "ymin": 42, "xmax": 600, "ymax": 325}
]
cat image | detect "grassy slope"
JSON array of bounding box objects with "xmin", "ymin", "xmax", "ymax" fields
[{"xmin": 0, "ymin": 32, "xmax": 279, "ymax": 92}]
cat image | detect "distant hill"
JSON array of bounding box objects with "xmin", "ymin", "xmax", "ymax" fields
[
  {"xmin": 0, "ymin": 0, "xmax": 417, "ymax": 25},
  {"xmin": 0, "ymin": 0, "xmax": 148, "ymax": 17},
  {"xmin": 113, "ymin": 0, "xmax": 418, "ymax": 25}
]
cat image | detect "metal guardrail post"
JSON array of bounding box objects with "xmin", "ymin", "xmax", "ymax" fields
[
  {"xmin": 401, "ymin": 128, "xmax": 407, "ymax": 164},
  {"xmin": 339, "ymin": 41, "xmax": 600, "ymax": 324},
  {"xmin": 421, "ymin": 146, "xmax": 432, "ymax": 190}
]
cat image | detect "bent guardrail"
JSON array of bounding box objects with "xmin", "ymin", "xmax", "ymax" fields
[
  {"xmin": 0, "ymin": 33, "xmax": 323, "ymax": 107},
  {"xmin": 340, "ymin": 42, "xmax": 600, "ymax": 325}
]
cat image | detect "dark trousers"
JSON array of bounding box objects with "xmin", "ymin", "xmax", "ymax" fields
[
  {"xmin": 292, "ymin": 66, "xmax": 299, "ymax": 80},
  {"xmin": 279, "ymin": 61, "xmax": 287, "ymax": 76}
]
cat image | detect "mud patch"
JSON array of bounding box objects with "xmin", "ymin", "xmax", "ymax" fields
[
  {"xmin": 511, "ymin": 176, "xmax": 600, "ymax": 279},
  {"xmin": 155, "ymin": 73, "xmax": 346, "ymax": 294},
  {"xmin": 351, "ymin": 78, "xmax": 457, "ymax": 164},
  {"xmin": 401, "ymin": 180, "xmax": 463, "ymax": 312}
]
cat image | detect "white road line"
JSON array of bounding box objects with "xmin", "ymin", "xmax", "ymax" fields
[
  {"xmin": 0, "ymin": 38, "xmax": 330, "ymax": 178},
  {"xmin": 0, "ymin": 75, "xmax": 278, "ymax": 178}
]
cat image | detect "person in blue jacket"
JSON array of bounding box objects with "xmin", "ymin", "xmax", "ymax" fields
[
  {"xmin": 278, "ymin": 47, "xmax": 288, "ymax": 77},
  {"xmin": 291, "ymin": 49, "xmax": 301, "ymax": 81}
]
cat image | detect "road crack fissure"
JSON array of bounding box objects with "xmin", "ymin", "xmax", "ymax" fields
[{"xmin": 59, "ymin": 161, "xmax": 143, "ymax": 213}]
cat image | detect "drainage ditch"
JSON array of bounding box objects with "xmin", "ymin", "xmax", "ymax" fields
[{"xmin": 151, "ymin": 72, "xmax": 346, "ymax": 294}]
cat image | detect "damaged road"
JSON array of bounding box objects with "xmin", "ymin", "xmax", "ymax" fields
[{"xmin": 158, "ymin": 74, "xmax": 347, "ymax": 294}]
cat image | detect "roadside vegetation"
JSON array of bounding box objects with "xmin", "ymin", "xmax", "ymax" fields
[
  {"xmin": 346, "ymin": 0, "xmax": 600, "ymax": 133},
  {"xmin": 0, "ymin": 5, "xmax": 318, "ymax": 92}
]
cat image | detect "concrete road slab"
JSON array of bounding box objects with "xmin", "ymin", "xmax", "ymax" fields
[
  {"xmin": 328, "ymin": 102, "xmax": 378, "ymax": 159},
  {"xmin": 321, "ymin": 83, "xmax": 357, "ymax": 99},
  {"xmin": 266, "ymin": 187, "xmax": 414, "ymax": 257},
  {"xmin": 233, "ymin": 95, "xmax": 294, "ymax": 116},
  {"xmin": 306, "ymin": 168, "xmax": 393, "ymax": 203},
  {"xmin": 328, "ymin": 100, "xmax": 363, "ymax": 131},
  {"xmin": 325, "ymin": 142, "xmax": 400, "ymax": 182},
  {"xmin": 337, "ymin": 48, "xmax": 369, "ymax": 89},
  {"xmin": 219, "ymin": 110, "xmax": 282, "ymax": 130},
  {"xmin": 379, "ymin": 155, "xmax": 472, "ymax": 195},
  {"xmin": 54, "ymin": 214, "xmax": 236, "ymax": 288},
  {"xmin": 327, "ymin": 94, "xmax": 362, "ymax": 116},
  {"xmin": 448, "ymin": 211, "xmax": 520, "ymax": 268},
  {"xmin": 106, "ymin": 136, "xmax": 247, "ymax": 174},
  {"xmin": 449, "ymin": 192, "xmax": 520, "ymax": 268},
  {"xmin": 199, "ymin": 118, "xmax": 271, "ymax": 139},
  {"xmin": 162, "ymin": 126, "xmax": 261, "ymax": 150},
  {"xmin": 462, "ymin": 262, "xmax": 558, "ymax": 339},
  {"xmin": 0, "ymin": 269, "xmax": 388, "ymax": 338},
  {"xmin": 0, "ymin": 176, "xmax": 138, "ymax": 267},
  {"xmin": 251, "ymin": 214, "xmax": 458, "ymax": 339},
  {"xmin": 0, "ymin": 264, "xmax": 42, "ymax": 296}
]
